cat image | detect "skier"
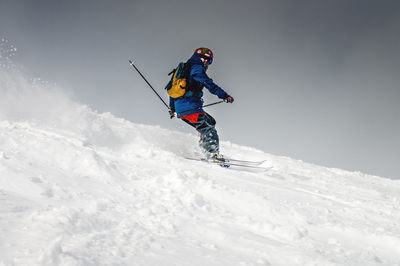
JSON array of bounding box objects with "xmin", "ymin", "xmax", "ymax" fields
[{"xmin": 168, "ymin": 47, "xmax": 234, "ymax": 162}]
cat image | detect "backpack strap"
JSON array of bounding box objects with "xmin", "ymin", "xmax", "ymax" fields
[
  {"xmin": 168, "ymin": 68, "xmax": 176, "ymax": 76},
  {"xmin": 182, "ymin": 62, "xmax": 193, "ymax": 95}
]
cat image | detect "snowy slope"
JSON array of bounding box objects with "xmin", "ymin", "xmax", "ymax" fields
[{"xmin": 1, "ymin": 70, "xmax": 400, "ymax": 266}]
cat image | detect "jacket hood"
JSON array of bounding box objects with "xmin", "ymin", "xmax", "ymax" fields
[
  {"xmin": 187, "ymin": 54, "xmax": 203, "ymax": 65},
  {"xmin": 187, "ymin": 54, "xmax": 208, "ymax": 71}
]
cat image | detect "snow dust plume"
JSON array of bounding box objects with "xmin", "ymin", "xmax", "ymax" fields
[
  {"xmin": 0, "ymin": 39, "xmax": 88, "ymax": 131},
  {"xmin": 0, "ymin": 42, "xmax": 129, "ymax": 150}
]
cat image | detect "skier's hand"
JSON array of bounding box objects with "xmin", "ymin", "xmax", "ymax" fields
[
  {"xmin": 224, "ymin": 95, "xmax": 234, "ymax": 103},
  {"xmin": 169, "ymin": 108, "xmax": 176, "ymax": 119}
]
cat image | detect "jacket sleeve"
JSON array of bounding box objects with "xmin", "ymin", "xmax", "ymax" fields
[
  {"xmin": 169, "ymin": 96, "xmax": 175, "ymax": 110},
  {"xmin": 165, "ymin": 77, "xmax": 175, "ymax": 110},
  {"xmin": 190, "ymin": 65, "xmax": 228, "ymax": 99}
]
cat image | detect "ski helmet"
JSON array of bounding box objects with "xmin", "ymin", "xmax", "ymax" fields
[{"xmin": 194, "ymin": 47, "xmax": 213, "ymax": 65}]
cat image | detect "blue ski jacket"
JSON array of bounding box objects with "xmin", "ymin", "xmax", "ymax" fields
[{"xmin": 169, "ymin": 54, "xmax": 228, "ymax": 118}]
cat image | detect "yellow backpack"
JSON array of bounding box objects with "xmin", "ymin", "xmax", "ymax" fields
[{"xmin": 165, "ymin": 62, "xmax": 191, "ymax": 98}]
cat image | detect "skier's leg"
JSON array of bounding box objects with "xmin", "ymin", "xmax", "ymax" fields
[
  {"xmin": 196, "ymin": 113, "xmax": 219, "ymax": 156},
  {"xmin": 181, "ymin": 112, "xmax": 219, "ymax": 156}
]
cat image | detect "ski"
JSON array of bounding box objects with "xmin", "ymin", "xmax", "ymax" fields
[
  {"xmin": 185, "ymin": 157, "xmax": 272, "ymax": 171},
  {"xmin": 192, "ymin": 152, "xmax": 266, "ymax": 166},
  {"xmin": 224, "ymin": 157, "xmax": 266, "ymax": 166}
]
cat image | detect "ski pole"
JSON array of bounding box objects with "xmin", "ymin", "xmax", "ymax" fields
[
  {"xmin": 204, "ymin": 100, "xmax": 224, "ymax": 107},
  {"xmin": 129, "ymin": 60, "xmax": 169, "ymax": 109},
  {"xmin": 177, "ymin": 100, "xmax": 224, "ymax": 116}
]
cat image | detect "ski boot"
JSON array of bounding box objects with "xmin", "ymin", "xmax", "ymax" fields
[{"xmin": 209, "ymin": 153, "xmax": 230, "ymax": 168}]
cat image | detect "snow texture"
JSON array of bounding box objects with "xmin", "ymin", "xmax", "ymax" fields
[{"xmin": 1, "ymin": 68, "xmax": 400, "ymax": 266}]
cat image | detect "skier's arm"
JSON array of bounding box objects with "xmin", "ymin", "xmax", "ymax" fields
[
  {"xmin": 169, "ymin": 97, "xmax": 175, "ymax": 110},
  {"xmin": 191, "ymin": 65, "xmax": 228, "ymax": 99},
  {"xmin": 169, "ymin": 97, "xmax": 176, "ymax": 118}
]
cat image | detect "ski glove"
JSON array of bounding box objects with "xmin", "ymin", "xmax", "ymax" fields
[
  {"xmin": 224, "ymin": 95, "xmax": 234, "ymax": 103},
  {"xmin": 169, "ymin": 108, "xmax": 176, "ymax": 119}
]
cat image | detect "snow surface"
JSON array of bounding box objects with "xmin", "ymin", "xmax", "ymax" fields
[{"xmin": 1, "ymin": 69, "xmax": 400, "ymax": 266}]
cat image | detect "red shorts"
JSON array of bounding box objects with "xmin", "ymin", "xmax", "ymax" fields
[{"xmin": 180, "ymin": 112, "xmax": 206, "ymax": 123}]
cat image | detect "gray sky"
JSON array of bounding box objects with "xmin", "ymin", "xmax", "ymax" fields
[{"xmin": 1, "ymin": 0, "xmax": 399, "ymax": 179}]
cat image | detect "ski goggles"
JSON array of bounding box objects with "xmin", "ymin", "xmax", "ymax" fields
[{"xmin": 199, "ymin": 54, "xmax": 213, "ymax": 65}]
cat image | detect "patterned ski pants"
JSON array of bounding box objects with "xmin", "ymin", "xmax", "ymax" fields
[{"xmin": 181, "ymin": 112, "xmax": 219, "ymax": 155}]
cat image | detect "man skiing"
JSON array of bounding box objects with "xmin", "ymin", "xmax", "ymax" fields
[{"xmin": 168, "ymin": 47, "xmax": 234, "ymax": 162}]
